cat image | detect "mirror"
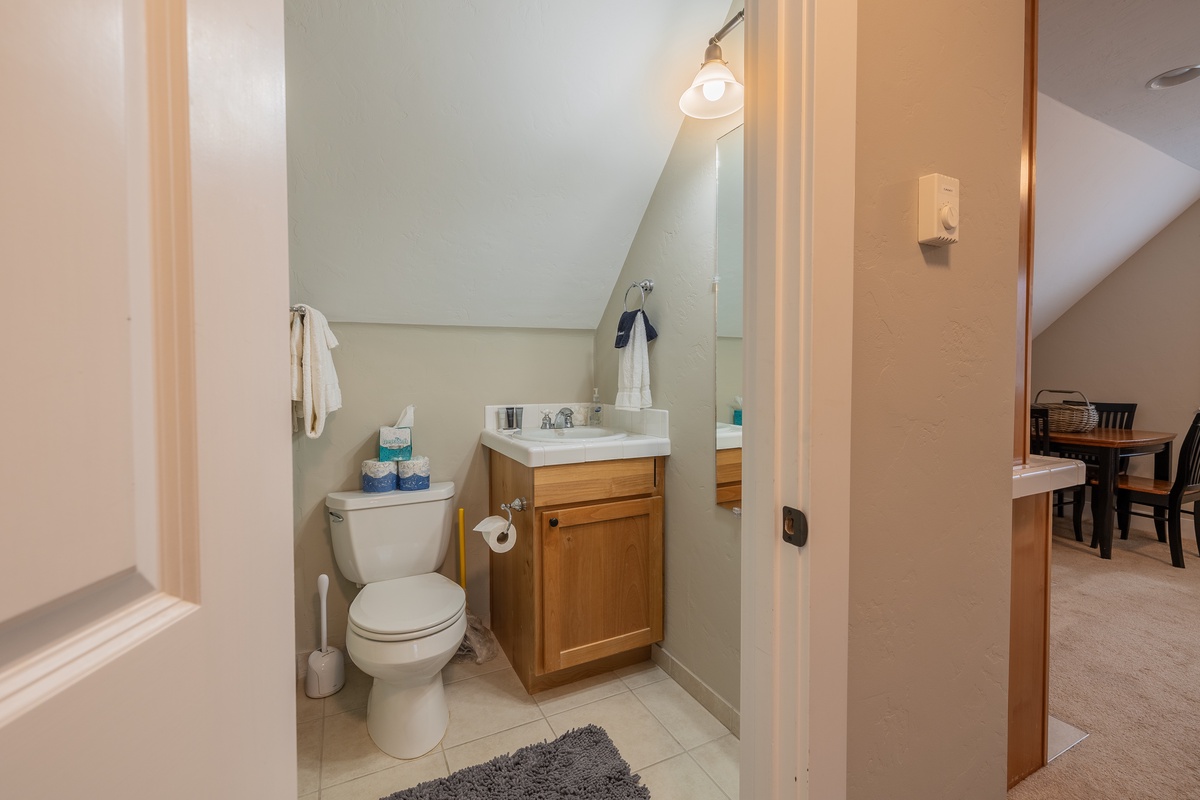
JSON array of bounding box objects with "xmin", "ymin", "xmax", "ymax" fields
[{"xmin": 715, "ymin": 125, "xmax": 744, "ymax": 509}]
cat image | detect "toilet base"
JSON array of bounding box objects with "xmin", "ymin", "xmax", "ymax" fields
[{"xmin": 366, "ymin": 674, "xmax": 449, "ymax": 759}]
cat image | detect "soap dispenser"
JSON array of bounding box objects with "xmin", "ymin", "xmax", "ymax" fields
[{"xmin": 589, "ymin": 388, "xmax": 603, "ymax": 427}]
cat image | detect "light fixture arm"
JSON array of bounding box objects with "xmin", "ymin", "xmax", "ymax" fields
[{"xmin": 709, "ymin": 10, "xmax": 745, "ymax": 47}]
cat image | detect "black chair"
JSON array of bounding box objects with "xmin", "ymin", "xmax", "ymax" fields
[
  {"xmin": 1116, "ymin": 411, "xmax": 1200, "ymax": 568},
  {"xmin": 1055, "ymin": 401, "xmax": 1137, "ymax": 542},
  {"xmin": 1030, "ymin": 407, "xmax": 1052, "ymax": 456}
]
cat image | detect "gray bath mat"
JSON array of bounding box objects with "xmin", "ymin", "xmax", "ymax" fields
[{"xmin": 380, "ymin": 724, "xmax": 651, "ymax": 799}]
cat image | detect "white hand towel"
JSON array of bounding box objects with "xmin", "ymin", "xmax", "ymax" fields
[
  {"xmin": 292, "ymin": 304, "xmax": 343, "ymax": 438},
  {"xmin": 290, "ymin": 311, "xmax": 304, "ymax": 432},
  {"xmin": 615, "ymin": 311, "xmax": 652, "ymax": 410}
]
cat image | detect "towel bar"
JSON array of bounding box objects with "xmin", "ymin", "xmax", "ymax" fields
[{"xmin": 623, "ymin": 279, "xmax": 654, "ymax": 312}]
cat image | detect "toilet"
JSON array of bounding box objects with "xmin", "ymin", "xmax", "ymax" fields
[{"xmin": 325, "ymin": 482, "xmax": 466, "ymax": 759}]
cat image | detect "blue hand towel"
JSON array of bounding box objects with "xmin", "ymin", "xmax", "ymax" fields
[{"xmin": 614, "ymin": 310, "xmax": 658, "ymax": 348}]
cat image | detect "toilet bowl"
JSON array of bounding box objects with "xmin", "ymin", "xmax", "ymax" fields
[
  {"xmin": 345, "ymin": 572, "xmax": 467, "ymax": 759},
  {"xmin": 325, "ymin": 483, "xmax": 465, "ymax": 760}
]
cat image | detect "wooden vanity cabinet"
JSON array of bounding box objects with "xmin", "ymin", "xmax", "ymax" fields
[
  {"xmin": 488, "ymin": 452, "xmax": 665, "ymax": 693},
  {"xmin": 715, "ymin": 447, "xmax": 742, "ymax": 509}
]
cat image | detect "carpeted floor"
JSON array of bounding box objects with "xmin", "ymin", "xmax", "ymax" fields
[
  {"xmin": 1008, "ymin": 517, "xmax": 1200, "ymax": 799},
  {"xmin": 381, "ymin": 724, "xmax": 650, "ymax": 800}
]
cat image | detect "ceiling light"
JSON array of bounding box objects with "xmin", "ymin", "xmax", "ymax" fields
[
  {"xmin": 1146, "ymin": 65, "xmax": 1200, "ymax": 90},
  {"xmin": 680, "ymin": 10, "xmax": 745, "ymax": 119}
]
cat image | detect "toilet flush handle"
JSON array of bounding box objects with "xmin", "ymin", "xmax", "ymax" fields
[{"xmin": 329, "ymin": 512, "xmax": 344, "ymax": 523}]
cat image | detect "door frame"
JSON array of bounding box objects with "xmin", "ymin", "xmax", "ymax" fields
[{"xmin": 741, "ymin": 0, "xmax": 857, "ymax": 796}]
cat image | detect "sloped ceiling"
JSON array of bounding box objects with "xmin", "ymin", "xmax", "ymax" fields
[
  {"xmin": 286, "ymin": 0, "xmax": 734, "ymax": 328},
  {"xmin": 1031, "ymin": 95, "xmax": 1200, "ymax": 336},
  {"xmin": 1033, "ymin": 0, "xmax": 1200, "ymax": 336}
]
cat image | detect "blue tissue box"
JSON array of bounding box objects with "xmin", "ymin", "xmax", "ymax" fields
[
  {"xmin": 379, "ymin": 426, "xmax": 412, "ymax": 461},
  {"xmin": 732, "ymin": 409, "xmax": 742, "ymax": 426}
]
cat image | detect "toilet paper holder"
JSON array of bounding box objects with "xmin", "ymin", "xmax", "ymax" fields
[{"xmin": 500, "ymin": 497, "xmax": 526, "ymax": 528}]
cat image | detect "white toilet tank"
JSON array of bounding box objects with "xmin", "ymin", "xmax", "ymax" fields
[{"xmin": 325, "ymin": 482, "xmax": 455, "ymax": 585}]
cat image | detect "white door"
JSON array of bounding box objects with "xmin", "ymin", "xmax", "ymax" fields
[
  {"xmin": 741, "ymin": 0, "xmax": 857, "ymax": 796},
  {"xmin": 0, "ymin": 2, "xmax": 295, "ymax": 797}
]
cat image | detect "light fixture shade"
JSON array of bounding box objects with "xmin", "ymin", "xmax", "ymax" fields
[{"xmin": 680, "ymin": 56, "xmax": 745, "ymax": 119}]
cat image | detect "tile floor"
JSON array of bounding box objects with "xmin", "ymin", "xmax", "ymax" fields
[{"xmin": 297, "ymin": 650, "xmax": 739, "ymax": 799}]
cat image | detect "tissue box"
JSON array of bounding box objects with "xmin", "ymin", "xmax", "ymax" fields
[
  {"xmin": 379, "ymin": 426, "xmax": 412, "ymax": 461},
  {"xmin": 732, "ymin": 409, "xmax": 742, "ymax": 426}
]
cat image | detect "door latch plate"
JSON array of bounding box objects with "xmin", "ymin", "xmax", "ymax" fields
[{"xmin": 782, "ymin": 506, "xmax": 808, "ymax": 548}]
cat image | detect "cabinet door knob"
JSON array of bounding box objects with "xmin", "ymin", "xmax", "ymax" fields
[{"xmin": 549, "ymin": 518, "xmax": 559, "ymax": 527}]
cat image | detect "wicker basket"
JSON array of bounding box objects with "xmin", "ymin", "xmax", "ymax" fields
[{"xmin": 1033, "ymin": 389, "xmax": 1098, "ymax": 433}]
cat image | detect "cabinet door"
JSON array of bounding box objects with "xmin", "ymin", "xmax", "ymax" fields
[{"xmin": 541, "ymin": 496, "xmax": 664, "ymax": 672}]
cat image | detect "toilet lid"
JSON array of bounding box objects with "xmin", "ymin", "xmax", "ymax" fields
[{"xmin": 349, "ymin": 573, "xmax": 466, "ymax": 639}]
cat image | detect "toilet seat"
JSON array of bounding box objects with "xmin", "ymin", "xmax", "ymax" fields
[{"xmin": 349, "ymin": 573, "xmax": 466, "ymax": 642}]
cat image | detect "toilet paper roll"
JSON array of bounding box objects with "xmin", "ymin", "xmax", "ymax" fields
[
  {"xmin": 473, "ymin": 515, "xmax": 517, "ymax": 553},
  {"xmin": 397, "ymin": 455, "xmax": 431, "ymax": 491},
  {"xmin": 361, "ymin": 460, "xmax": 397, "ymax": 493}
]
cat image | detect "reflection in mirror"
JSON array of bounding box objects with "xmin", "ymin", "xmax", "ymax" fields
[{"xmin": 715, "ymin": 125, "xmax": 744, "ymax": 510}]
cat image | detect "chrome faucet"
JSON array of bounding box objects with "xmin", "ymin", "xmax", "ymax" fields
[
  {"xmin": 553, "ymin": 407, "xmax": 575, "ymax": 429},
  {"xmin": 541, "ymin": 411, "xmax": 554, "ymax": 429}
]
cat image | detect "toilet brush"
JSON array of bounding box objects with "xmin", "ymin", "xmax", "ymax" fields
[{"xmin": 305, "ymin": 574, "xmax": 345, "ymax": 698}]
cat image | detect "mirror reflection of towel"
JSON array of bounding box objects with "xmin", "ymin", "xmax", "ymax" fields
[
  {"xmin": 614, "ymin": 310, "xmax": 657, "ymax": 348},
  {"xmin": 615, "ymin": 312, "xmax": 652, "ymax": 410}
]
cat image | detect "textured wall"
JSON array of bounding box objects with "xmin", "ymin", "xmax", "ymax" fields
[
  {"xmin": 594, "ymin": 110, "xmax": 744, "ymax": 709},
  {"xmin": 1033, "ymin": 199, "xmax": 1200, "ymax": 491},
  {"xmin": 848, "ymin": 0, "xmax": 1024, "ymax": 795},
  {"xmin": 292, "ymin": 323, "xmax": 593, "ymax": 659}
]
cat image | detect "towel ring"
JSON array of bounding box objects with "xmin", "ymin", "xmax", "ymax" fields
[{"xmin": 623, "ymin": 279, "xmax": 654, "ymax": 312}]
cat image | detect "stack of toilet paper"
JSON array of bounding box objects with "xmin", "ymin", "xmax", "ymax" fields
[
  {"xmin": 360, "ymin": 455, "xmax": 432, "ymax": 493},
  {"xmin": 361, "ymin": 405, "xmax": 434, "ymax": 493}
]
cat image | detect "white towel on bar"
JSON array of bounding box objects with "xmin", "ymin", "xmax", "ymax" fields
[
  {"xmin": 290, "ymin": 304, "xmax": 342, "ymax": 438},
  {"xmin": 615, "ymin": 311, "xmax": 652, "ymax": 410}
]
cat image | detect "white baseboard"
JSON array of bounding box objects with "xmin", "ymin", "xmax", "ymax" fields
[{"xmin": 650, "ymin": 644, "xmax": 740, "ymax": 738}]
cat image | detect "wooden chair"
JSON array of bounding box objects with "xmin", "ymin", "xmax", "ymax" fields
[
  {"xmin": 1116, "ymin": 411, "xmax": 1200, "ymax": 568},
  {"xmin": 1055, "ymin": 401, "xmax": 1137, "ymax": 542}
]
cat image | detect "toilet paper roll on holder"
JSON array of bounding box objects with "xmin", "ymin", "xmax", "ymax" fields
[{"xmin": 489, "ymin": 498, "xmax": 525, "ymax": 547}]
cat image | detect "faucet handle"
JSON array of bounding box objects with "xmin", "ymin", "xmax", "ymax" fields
[{"xmin": 541, "ymin": 411, "xmax": 553, "ymax": 429}]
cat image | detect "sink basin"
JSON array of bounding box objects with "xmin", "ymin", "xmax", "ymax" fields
[
  {"xmin": 717, "ymin": 422, "xmax": 743, "ymax": 449},
  {"xmin": 512, "ymin": 427, "xmax": 628, "ymax": 443}
]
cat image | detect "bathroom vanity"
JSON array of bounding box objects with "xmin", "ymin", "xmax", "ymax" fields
[
  {"xmin": 481, "ymin": 408, "xmax": 670, "ymax": 693},
  {"xmin": 715, "ymin": 422, "xmax": 742, "ymax": 510}
]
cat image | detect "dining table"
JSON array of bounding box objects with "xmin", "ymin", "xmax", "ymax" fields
[{"xmin": 1049, "ymin": 427, "xmax": 1176, "ymax": 559}]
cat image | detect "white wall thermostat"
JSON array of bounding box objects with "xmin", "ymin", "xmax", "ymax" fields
[{"xmin": 918, "ymin": 173, "xmax": 960, "ymax": 246}]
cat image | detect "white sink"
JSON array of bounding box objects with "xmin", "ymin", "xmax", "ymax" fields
[
  {"xmin": 512, "ymin": 427, "xmax": 628, "ymax": 443},
  {"xmin": 717, "ymin": 422, "xmax": 743, "ymax": 450}
]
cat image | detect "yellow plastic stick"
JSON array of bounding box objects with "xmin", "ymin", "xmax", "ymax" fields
[{"xmin": 457, "ymin": 507, "xmax": 466, "ymax": 589}]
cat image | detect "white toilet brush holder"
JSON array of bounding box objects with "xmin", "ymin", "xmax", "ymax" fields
[{"xmin": 305, "ymin": 574, "xmax": 345, "ymax": 698}]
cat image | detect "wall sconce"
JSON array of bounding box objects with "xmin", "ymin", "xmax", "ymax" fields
[{"xmin": 679, "ymin": 10, "xmax": 745, "ymax": 119}]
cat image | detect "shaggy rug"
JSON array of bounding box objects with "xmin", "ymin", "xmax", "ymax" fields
[{"xmin": 381, "ymin": 724, "xmax": 651, "ymax": 800}]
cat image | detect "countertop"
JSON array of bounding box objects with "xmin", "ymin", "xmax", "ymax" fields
[
  {"xmin": 1012, "ymin": 455, "xmax": 1086, "ymax": 499},
  {"xmin": 481, "ymin": 429, "xmax": 671, "ymax": 468}
]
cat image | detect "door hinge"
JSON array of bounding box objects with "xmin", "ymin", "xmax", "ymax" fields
[{"xmin": 782, "ymin": 506, "xmax": 808, "ymax": 548}]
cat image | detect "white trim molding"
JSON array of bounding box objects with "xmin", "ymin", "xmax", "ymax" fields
[{"xmin": 742, "ymin": 0, "xmax": 856, "ymax": 797}]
